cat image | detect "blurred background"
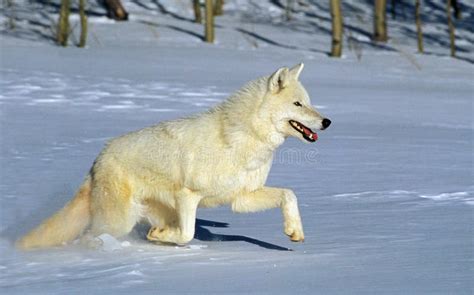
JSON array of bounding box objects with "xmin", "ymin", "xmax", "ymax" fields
[{"xmin": 1, "ymin": 0, "xmax": 473, "ymax": 61}]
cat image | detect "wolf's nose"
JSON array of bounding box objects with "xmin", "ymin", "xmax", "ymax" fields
[{"xmin": 322, "ymin": 118, "xmax": 331, "ymax": 129}]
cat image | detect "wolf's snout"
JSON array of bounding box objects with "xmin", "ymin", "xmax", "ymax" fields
[{"xmin": 322, "ymin": 118, "xmax": 331, "ymax": 130}]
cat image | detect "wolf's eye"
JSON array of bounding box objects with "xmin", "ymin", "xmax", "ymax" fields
[{"xmin": 293, "ymin": 101, "xmax": 302, "ymax": 107}]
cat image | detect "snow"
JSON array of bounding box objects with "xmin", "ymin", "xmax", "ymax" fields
[
  {"xmin": 1, "ymin": 1, "xmax": 473, "ymax": 294},
  {"xmin": 95, "ymin": 234, "xmax": 126, "ymax": 252}
]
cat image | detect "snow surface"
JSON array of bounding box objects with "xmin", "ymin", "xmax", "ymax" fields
[{"xmin": 1, "ymin": 1, "xmax": 473, "ymax": 294}]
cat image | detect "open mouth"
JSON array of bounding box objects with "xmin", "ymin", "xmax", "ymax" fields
[{"xmin": 289, "ymin": 120, "xmax": 318, "ymax": 142}]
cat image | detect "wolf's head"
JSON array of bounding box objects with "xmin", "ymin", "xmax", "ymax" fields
[{"xmin": 259, "ymin": 63, "xmax": 331, "ymax": 144}]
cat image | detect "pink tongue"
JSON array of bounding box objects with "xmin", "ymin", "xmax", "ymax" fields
[{"xmin": 302, "ymin": 126, "xmax": 318, "ymax": 140}]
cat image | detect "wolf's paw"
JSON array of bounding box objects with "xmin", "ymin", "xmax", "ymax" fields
[
  {"xmin": 147, "ymin": 226, "xmax": 192, "ymax": 245},
  {"xmin": 284, "ymin": 221, "xmax": 305, "ymax": 242},
  {"xmin": 147, "ymin": 226, "xmax": 166, "ymax": 242}
]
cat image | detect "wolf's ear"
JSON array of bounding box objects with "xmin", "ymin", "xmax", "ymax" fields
[
  {"xmin": 268, "ymin": 67, "xmax": 290, "ymax": 93},
  {"xmin": 289, "ymin": 63, "xmax": 304, "ymax": 81}
]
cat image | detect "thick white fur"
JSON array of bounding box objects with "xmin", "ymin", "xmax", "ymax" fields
[{"xmin": 17, "ymin": 63, "xmax": 328, "ymax": 249}]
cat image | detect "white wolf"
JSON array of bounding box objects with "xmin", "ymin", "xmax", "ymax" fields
[{"xmin": 17, "ymin": 63, "xmax": 331, "ymax": 249}]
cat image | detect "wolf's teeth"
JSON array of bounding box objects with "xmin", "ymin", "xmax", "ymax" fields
[{"xmin": 290, "ymin": 121, "xmax": 309, "ymax": 135}]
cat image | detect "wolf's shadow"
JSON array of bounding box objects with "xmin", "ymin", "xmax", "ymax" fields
[
  {"xmin": 194, "ymin": 219, "xmax": 292, "ymax": 251},
  {"xmin": 136, "ymin": 219, "xmax": 292, "ymax": 251}
]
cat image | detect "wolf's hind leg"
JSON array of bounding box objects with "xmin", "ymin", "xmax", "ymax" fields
[
  {"xmin": 231, "ymin": 187, "xmax": 304, "ymax": 242},
  {"xmin": 143, "ymin": 199, "xmax": 178, "ymax": 228},
  {"xmin": 143, "ymin": 199, "xmax": 179, "ymax": 242},
  {"xmin": 89, "ymin": 178, "xmax": 137, "ymax": 238},
  {"xmin": 147, "ymin": 189, "xmax": 202, "ymax": 245}
]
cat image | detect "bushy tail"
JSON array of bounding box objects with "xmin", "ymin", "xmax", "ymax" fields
[{"xmin": 16, "ymin": 176, "xmax": 92, "ymax": 250}]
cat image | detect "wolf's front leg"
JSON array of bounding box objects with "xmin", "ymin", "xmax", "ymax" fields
[
  {"xmin": 232, "ymin": 187, "xmax": 304, "ymax": 242},
  {"xmin": 147, "ymin": 189, "xmax": 202, "ymax": 245}
]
